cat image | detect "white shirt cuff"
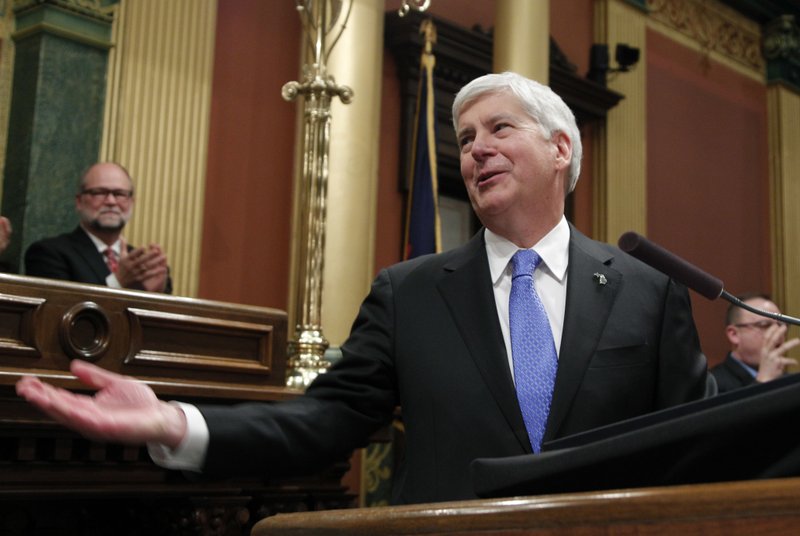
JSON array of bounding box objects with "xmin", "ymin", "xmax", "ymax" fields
[{"xmin": 147, "ymin": 401, "xmax": 209, "ymax": 471}]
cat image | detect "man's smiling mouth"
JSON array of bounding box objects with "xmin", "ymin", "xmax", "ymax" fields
[{"xmin": 477, "ymin": 170, "xmax": 504, "ymax": 186}]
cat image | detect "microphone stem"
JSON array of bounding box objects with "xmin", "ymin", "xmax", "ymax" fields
[{"xmin": 720, "ymin": 290, "xmax": 800, "ymax": 327}]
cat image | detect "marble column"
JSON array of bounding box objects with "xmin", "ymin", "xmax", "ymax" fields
[{"xmin": 0, "ymin": 0, "xmax": 114, "ymax": 271}]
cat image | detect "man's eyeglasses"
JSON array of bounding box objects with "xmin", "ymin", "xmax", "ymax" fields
[
  {"xmin": 80, "ymin": 188, "xmax": 133, "ymax": 201},
  {"xmin": 734, "ymin": 320, "xmax": 786, "ymax": 330}
]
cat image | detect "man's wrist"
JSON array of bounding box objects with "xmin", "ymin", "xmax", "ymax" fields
[
  {"xmin": 160, "ymin": 400, "xmax": 188, "ymax": 449},
  {"xmin": 147, "ymin": 402, "xmax": 208, "ymax": 472}
]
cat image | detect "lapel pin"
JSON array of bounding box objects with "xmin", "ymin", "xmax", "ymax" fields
[{"xmin": 593, "ymin": 272, "xmax": 607, "ymax": 286}]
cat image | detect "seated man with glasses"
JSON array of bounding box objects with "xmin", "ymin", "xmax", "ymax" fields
[
  {"xmin": 710, "ymin": 292, "xmax": 799, "ymax": 393},
  {"xmin": 24, "ymin": 162, "xmax": 172, "ymax": 293}
]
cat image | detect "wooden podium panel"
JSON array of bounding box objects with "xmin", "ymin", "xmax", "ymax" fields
[
  {"xmin": 0, "ymin": 274, "xmax": 354, "ymax": 535},
  {"xmin": 255, "ymin": 477, "xmax": 800, "ymax": 535},
  {"xmin": 0, "ymin": 272, "xmax": 290, "ymax": 400}
]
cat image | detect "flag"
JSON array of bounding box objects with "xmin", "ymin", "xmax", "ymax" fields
[{"xmin": 403, "ymin": 19, "xmax": 441, "ymax": 260}]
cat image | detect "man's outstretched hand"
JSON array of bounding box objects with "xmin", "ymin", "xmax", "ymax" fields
[{"xmin": 16, "ymin": 360, "xmax": 187, "ymax": 449}]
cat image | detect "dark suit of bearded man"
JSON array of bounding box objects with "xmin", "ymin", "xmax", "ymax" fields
[
  {"xmin": 24, "ymin": 226, "xmax": 173, "ymax": 294},
  {"xmin": 196, "ymin": 224, "xmax": 710, "ymax": 504}
]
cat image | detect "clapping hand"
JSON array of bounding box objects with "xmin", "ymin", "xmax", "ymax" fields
[
  {"xmin": 115, "ymin": 238, "xmax": 169, "ymax": 292},
  {"xmin": 0, "ymin": 216, "xmax": 11, "ymax": 254}
]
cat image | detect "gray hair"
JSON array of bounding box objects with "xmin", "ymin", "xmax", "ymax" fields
[{"xmin": 452, "ymin": 72, "xmax": 582, "ymax": 194}]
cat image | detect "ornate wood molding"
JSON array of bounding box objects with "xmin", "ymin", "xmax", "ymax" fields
[
  {"xmin": 13, "ymin": 0, "xmax": 113, "ymax": 20},
  {"xmin": 764, "ymin": 14, "xmax": 800, "ymax": 91},
  {"xmin": 647, "ymin": 0, "xmax": 765, "ymax": 74}
]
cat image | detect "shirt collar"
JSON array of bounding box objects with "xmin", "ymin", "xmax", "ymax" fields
[
  {"xmin": 81, "ymin": 226, "xmax": 121, "ymax": 256},
  {"xmin": 485, "ymin": 215, "xmax": 570, "ymax": 285},
  {"xmin": 730, "ymin": 353, "xmax": 759, "ymax": 378}
]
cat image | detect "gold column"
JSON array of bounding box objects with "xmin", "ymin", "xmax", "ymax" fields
[
  {"xmin": 593, "ymin": 0, "xmax": 648, "ymax": 242},
  {"xmin": 494, "ymin": 0, "xmax": 549, "ymax": 82},
  {"xmin": 100, "ymin": 0, "xmax": 217, "ymax": 297},
  {"xmin": 322, "ymin": 0, "xmax": 384, "ymax": 346},
  {"xmin": 768, "ymin": 85, "xmax": 800, "ymax": 339}
]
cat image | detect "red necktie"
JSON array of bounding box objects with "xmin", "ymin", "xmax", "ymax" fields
[{"xmin": 104, "ymin": 248, "xmax": 119, "ymax": 273}]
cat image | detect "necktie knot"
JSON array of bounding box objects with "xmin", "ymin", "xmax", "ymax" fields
[{"xmin": 512, "ymin": 249, "xmax": 541, "ymax": 278}]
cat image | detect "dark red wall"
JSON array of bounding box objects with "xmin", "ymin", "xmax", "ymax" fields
[
  {"xmin": 647, "ymin": 29, "xmax": 770, "ymax": 365},
  {"xmin": 198, "ymin": 0, "xmax": 300, "ymax": 309}
]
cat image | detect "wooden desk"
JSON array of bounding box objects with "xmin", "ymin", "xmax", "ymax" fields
[
  {"xmin": 0, "ymin": 273, "xmax": 354, "ymax": 535},
  {"xmin": 255, "ymin": 477, "xmax": 800, "ymax": 535}
]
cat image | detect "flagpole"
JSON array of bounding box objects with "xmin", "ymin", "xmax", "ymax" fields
[{"xmin": 402, "ymin": 18, "xmax": 441, "ymax": 260}]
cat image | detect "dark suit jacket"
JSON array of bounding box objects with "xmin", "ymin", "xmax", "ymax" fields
[
  {"xmin": 198, "ymin": 226, "xmax": 709, "ymax": 504},
  {"xmin": 24, "ymin": 226, "xmax": 172, "ymax": 293},
  {"xmin": 710, "ymin": 353, "xmax": 758, "ymax": 393}
]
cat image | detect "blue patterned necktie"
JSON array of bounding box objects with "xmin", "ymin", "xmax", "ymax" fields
[{"xmin": 510, "ymin": 249, "xmax": 558, "ymax": 454}]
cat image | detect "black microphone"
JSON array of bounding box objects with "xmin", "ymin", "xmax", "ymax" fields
[
  {"xmin": 617, "ymin": 231, "xmax": 723, "ymax": 300},
  {"xmin": 617, "ymin": 231, "xmax": 800, "ymax": 327}
]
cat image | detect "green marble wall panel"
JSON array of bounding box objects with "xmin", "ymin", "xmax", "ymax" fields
[{"xmin": 0, "ymin": 3, "xmax": 112, "ymax": 272}]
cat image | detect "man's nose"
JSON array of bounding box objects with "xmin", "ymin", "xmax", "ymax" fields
[{"xmin": 470, "ymin": 134, "xmax": 495, "ymax": 160}]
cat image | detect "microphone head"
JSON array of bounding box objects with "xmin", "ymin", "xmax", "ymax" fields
[
  {"xmin": 618, "ymin": 231, "xmax": 724, "ymax": 300},
  {"xmin": 617, "ymin": 231, "xmax": 643, "ymax": 254}
]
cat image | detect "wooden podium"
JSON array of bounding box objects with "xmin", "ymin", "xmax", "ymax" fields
[
  {"xmin": 0, "ymin": 273, "xmax": 354, "ymax": 535},
  {"xmin": 254, "ymin": 476, "xmax": 800, "ymax": 535}
]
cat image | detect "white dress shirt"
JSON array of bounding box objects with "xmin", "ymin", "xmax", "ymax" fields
[{"xmin": 485, "ymin": 216, "xmax": 570, "ymax": 379}]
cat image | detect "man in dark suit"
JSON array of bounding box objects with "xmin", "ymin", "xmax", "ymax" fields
[
  {"xmin": 16, "ymin": 72, "xmax": 712, "ymax": 504},
  {"xmin": 24, "ymin": 162, "xmax": 171, "ymax": 293},
  {"xmin": 711, "ymin": 293, "xmax": 798, "ymax": 393}
]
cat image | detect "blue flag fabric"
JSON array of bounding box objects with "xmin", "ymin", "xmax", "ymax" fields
[{"xmin": 403, "ymin": 32, "xmax": 440, "ymax": 260}]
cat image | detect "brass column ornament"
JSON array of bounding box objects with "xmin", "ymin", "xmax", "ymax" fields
[
  {"xmin": 763, "ymin": 15, "xmax": 800, "ymax": 91},
  {"xmin": 398, "ymin": 0, "xmax": 431, "ymax": 16},
  {"xmin": 282, "ymin": 0, "xmax": 353, "ymax": 388}
]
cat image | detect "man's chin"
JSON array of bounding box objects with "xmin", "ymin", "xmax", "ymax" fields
[{"xmin": 89, "ymin": 219, "xmax": 126, "ymax": 232}]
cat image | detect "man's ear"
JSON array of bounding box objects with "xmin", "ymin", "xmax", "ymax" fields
[
  {"xmin": 725, "ymin": 325, "xmax": 740, "ymax": 347},
  {"xmin": 552, "ymin": 131, "xmax": 572, "ymax": 171}
]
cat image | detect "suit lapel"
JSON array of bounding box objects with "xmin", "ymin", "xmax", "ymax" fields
[
  {"xmin": 437, "ymin": 231, "xmax": 532, "ymax": 452},
  {"xmin": 69, "ymin": 226, "xmax": 110, "ymax": 284},
  {"xmin": 725, "ymin": 355, "xmax": 757, "ymax": 387},
  {"xmin": 545, "ymin": 227, "xmax": 622, "ymax": 440}
]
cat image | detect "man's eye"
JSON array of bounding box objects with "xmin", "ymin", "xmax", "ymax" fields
[
  {"xmin": 493, "ymin": 123, "xmax": 510, "ymax": 132},
  {"xmin": 458, "ymin": 136, "xmax": 473, "ymax": 149}
]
